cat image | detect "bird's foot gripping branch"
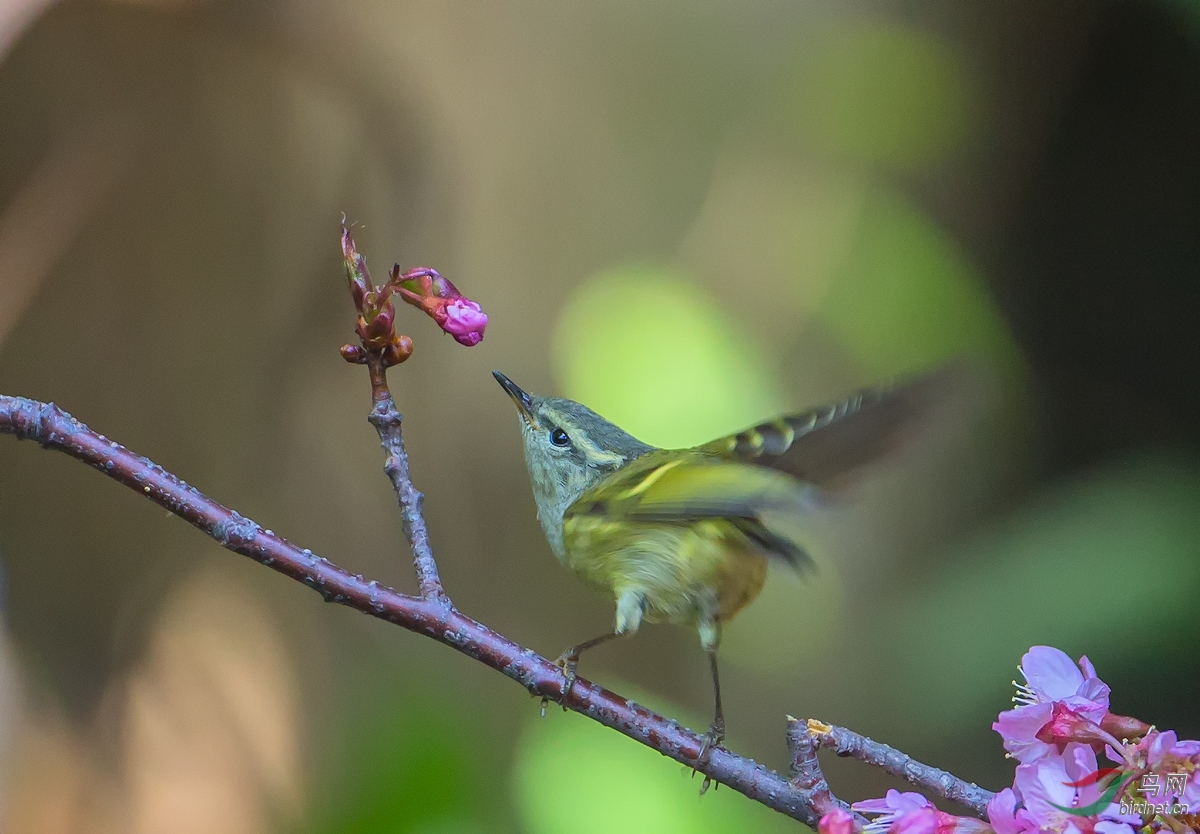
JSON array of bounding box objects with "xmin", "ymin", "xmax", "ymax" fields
[{"xmin": 1, "ymin": 220, "xmax": 1181, "ymax": 831}]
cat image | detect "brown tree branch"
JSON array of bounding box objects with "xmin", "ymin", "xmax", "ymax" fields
[
  {"xmin": 366, "ymin": 355, "xmax": 446, "ymax": 601},
  {"xmin": 0, "ymin": 393, "xmax": 827, "ymax": 825},
  {"xmin": 0, "ymin": 389, "xmax": 997, "ymax": 827},
  {"xmin": 806, "ymin": 719, "xmax": 995, "ymax": 818},
  {"xmin": 787, "ymin": 716, "xmax": 863, "ymax": 824}
]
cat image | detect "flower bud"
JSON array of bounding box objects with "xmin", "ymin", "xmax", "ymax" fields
[
  {"xmin": 439, "ymin": 298, "xmax": 488, "ymax": 346},
  {"xmin": 383, "ymin": 334, "xmax": 414, "ymax": 366},
  {"xmin": 365, "ymin": 301, "xmax": 396, "ymax": 342},
  {"xmin": 340, "ymin": 344, "xmax": 366, "ymax": 364},
  {"xmin": 341, "ymin": 217, "xmax": 373, "ymax": 312},
  {"xmin": 392, "ymin": 265, "xmax": 488, "ymax": 346}
]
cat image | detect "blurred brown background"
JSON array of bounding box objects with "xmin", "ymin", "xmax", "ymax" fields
[{"xmin": 1, "ymin": 1, "xmax": 1198, "ymax": 832}]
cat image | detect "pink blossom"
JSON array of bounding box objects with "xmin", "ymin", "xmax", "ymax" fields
[
  {"xmin": 1133, "ymin": 730, "xmax": 1200, "ymax": 806},
  {"xmin": 853, "ymin": 790, "xmax": 933, "ymax": 817},
  {"xmin": 1061, "ymin": 743, "xmax": 1129, "ymax": 816},
  {"xmin": 1005, "ymin": 744, "xmax": 1139, "ymax": 834},
  {"xmin": 1013, "ymin": 750, "xmax": 1092, "ymax": 834},
  {"xmin": 819, "ymin": 808, "xmax": 858, "ymax": 834},
  {"xmin": 994, "ymin": 647, "xmax": 1111, "ymax": 763},
  {"xmin": 437, "ymin": 297, "xmax": 488, "ymax": 346},
  {"xmin": 1142, "ymin": 729, "xmax": 1200, "ymax": 771},
  {"xmin": 1017, "ymin": 647, "xmax": 1110, "ymax": 714},
  {"xmin": 392, "ymin": 265, "xmax": 488, "ymax": 347},
  {"xmin": 852, "ymin": 790, "xmax": 991, "ymax": 834}
]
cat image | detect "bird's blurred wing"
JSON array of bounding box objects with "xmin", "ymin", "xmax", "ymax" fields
[
  {"xmin": 698, "ymin": 364, "xmax": 962, "ymax": 489},
  {"xmin": 569, "ymin": 451, "xmax": 816, "ymax": 569}
]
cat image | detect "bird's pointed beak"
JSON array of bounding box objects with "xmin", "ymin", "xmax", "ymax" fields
[{"xmin": 493, "ymin": 371, "xmax": 536, "ymax": 425}]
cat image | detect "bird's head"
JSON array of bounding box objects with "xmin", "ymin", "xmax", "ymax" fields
[{"xmin": 493, "ymin": 371, "xmax": 654, "ymax": 513}]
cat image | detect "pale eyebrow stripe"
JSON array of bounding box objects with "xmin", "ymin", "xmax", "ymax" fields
[{"xmin": 553, "ymin": 413, "xmax": 624, "ymax": 466}]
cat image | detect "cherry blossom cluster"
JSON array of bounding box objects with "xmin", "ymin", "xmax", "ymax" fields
[{"xmin": 819, "ymin": 647, "xmax": 1199, "ymax": 834}]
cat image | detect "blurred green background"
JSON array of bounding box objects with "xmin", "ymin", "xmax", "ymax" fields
[{"xmin": 1, "ymin": 1, "xmax": 1199, "ymax": 831}]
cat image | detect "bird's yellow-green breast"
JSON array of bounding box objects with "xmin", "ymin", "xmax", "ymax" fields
[{"xmin": 561, "ymin": 449, "xmax": 780, "ymax": 636}]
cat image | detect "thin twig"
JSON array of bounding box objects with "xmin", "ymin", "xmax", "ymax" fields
[
  {"xmin": 0, "ymin": 394, "xmax": 824, "ymax": 826},
  {"xmin": 787, "ymin": 716, "xmax": 864, "ymax": 824},
  {"xmin": 366, "ymin": 355, "xmax": 446, "ymax": 602},
  {"xmin": 806, "ymin": 719, "xmax": 995, "ymax": 818}
]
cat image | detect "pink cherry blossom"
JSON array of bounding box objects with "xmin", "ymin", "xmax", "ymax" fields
[
  {"xmin": 1017, "ymin": 649, "xmax": 1110, "ymax": 713},
  {"xmin": 1014, "ymin": 749, "xmax": 1093, "ymax": 834},
  {"xmin": 1005, "ymin": 744, "xmax": 1139, "ymax": 834},
  {"xmin": 994, "ymin": 647, "xmax": 1111, "ymax": 763},
  {"xmin": 853, "ymin": 790, "xmax": 933, "ymax": 817},
  {"xmin": 852, "ymin": 790, "xmax": 991, "ymax": 834},
  {"xmin": 1133, "ymin": 730, "xmax": 1200, "ymax": 807}
]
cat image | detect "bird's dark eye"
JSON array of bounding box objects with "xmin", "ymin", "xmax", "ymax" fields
[{"xmin": 550, "ymin": 427, "xmax": 571, "ymax": 447}]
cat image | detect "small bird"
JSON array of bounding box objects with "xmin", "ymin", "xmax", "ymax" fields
[{"xmin": 494, "ymin": 368, "xmax": 953, "ymax": 755}]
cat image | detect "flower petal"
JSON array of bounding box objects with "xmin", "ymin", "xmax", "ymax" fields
[
  {"xmin": 995, "ymin": 703, "xmax": 1055, "ymax": 763},
  {"xmin": 440, "ymin": 298, "xmax": 488, "ymax": 346},
  {"xmin": 986, "ymin": 789, "xmax": 1027, "ymax": 834},
  {"xmin": 1016, "ymin": 753, "xmax": 1076, "ymax": 820},
  {"xmin": 1063, "ymin": 743, "xmax": 1101, "ymax": 806},
  {"xmin": 820, "ymin": 808, "xmax": 857, "ymax": 834},
  {"xmin": 1021, "ymin": 647, "xmax": 1085, "ymax": 702},
  {"xmin": 890, "ymin": 808, "xmax": 937, "ymax": 834}
]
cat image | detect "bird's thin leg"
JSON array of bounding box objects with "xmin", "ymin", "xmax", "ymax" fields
[
  {"xmin": 541, "ymin": 631, "xmax": 623, "ymax": 715},
  {"xmin": 699, "ymin": 649, "xmax": 726, "ymax": 756},
  {"xmin": 696, "ymin": 649, "xmax": 726, "ymax": 794}
]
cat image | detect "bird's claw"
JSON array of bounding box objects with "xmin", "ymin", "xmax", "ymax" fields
[
  {"xmin": 691, "ymin": 722, "xmax": 725, "ymax": 794},
  {"xmin": 698, "ymin": 721, "xmax": 725, "ymax": 760},
  {"xmin": 550, "ymin": 650, "xmax": 579, "ymax": 712}
]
